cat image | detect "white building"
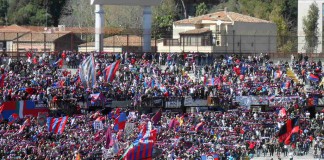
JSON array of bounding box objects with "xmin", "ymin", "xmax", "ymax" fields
[
  {"xmin": 298, "ymin": 0, "xmax": 324, "ymax": 54},
  {"xmin": 157, "ymin": 10, "xmax": 277, "ymax": 54}
]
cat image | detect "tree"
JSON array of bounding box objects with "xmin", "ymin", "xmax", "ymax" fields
[
  {"xmin": 60, "ymin": 0, "xmax": 95, "ymax": 28},
  {"xmin": 303, "ymin": 2, "xmax": 319, "ymax": 53},
  {"xmin": 195, "ymin": 2, "xmax": 208, "ymax": 16},
  {"xmin": 105, "ymin": 6, "xmax": 143, "ymax": 31},
  {"xmin": 47, "ymin": 0, "xmax": 67, "ymax": 26},
  {"xmin": 152, "ymin": 0, "xmax": 178, "ymax": 38},
  {"xmin": 0, "ymin": 0, "xmax": 8, "ymax": 25}
]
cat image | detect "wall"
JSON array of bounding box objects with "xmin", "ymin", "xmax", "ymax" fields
[
  {"xmin": 298, "ymin": 0, "xmax": 324, "ymax": 53},
  {"xmin": 232, "ymin": 22, "xmax": 277, "ymax": 53},
  {"xmin": 172, "ymin": 24, "xmax": 196, "ymax": 39}
]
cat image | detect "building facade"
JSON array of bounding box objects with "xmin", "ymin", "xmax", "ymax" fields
[
  {"xmin": 157, "ymin": 10, "xmax": 277, "ymax": 54},
  {"xmin": 298, "ymin": 0, "xmax": 324, "ymax": 54}
]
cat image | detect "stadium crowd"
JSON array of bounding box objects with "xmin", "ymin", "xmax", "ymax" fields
[{"xmin": 0, "ymin": 51, "xmax": 323, "ymax": 160}]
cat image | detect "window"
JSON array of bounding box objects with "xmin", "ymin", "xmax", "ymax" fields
[{"xmin": 216, "ymin": 34, "xmax": 222, "ymax": 46}]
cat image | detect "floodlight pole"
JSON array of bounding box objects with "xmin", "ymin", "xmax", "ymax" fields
[
  {"xmin": 143, "ymin": 6, "xmax": 152, "ymax": 53},
  {"xmin": 95, "ymin": 4, "xmax": 104, "ymax": 53}
]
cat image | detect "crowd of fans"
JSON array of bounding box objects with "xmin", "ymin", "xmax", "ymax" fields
[{"xmin": 0, "ymin": 51, "xmax": 323, "ymax": 160}]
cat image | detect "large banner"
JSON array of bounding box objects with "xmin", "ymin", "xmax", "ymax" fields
[
  {"xmin": 1, "ymin": 100, "xmax": 49, "ymax": 119},
  {"xmin": 165, "ymin": 97, "xmax": 181, "ymax": 108},
  {"xmin": 235, "ymin": 96, "xmax": 299, "ymax": 107}
]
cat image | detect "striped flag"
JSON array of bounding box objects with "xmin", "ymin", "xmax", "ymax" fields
[
  {"xmin": 120, "ymin": 140, "xmax": 154, "ymax": 160},
  {"xmin": 47, "ymin": 116, "xmax": 69, "ymax": 134},
  {"xmin": 104, "ymin": 60, "xmax": 121, "ymax": 82},
  {"xmin": 18, "ymin": 118, "xmax": 31, "ymax": 133},
  {"xmin": 308, "ymin": 73, "xmax": 319, "ymax": 82},
  {"xmin": 79, "ymin": 54, "xmax": 96, "ymax": 88},
  {"xmin": 195, "ymin": 122, "xmax": 204, "ymax": 132}
]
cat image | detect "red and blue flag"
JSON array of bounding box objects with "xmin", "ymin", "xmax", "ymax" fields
[
  {"xmin": 8, "ymin": 113, "xmax": 19, "ymax": 125},
  {"xmin": 47, "ymin": 116, "xmax": 69, "ymax": 134},
  {"xmin": 308, "ymin": 73, "xmax": 319, "ymax": 82},
  {"xmin": 104, "ymin": 60, "xmax": 121, "ymax": 82},
  {"xmin": 195, "ymin": 122, "xmax": 204, "ymax": 132},
  {"xmin": 113, "ymin": 112, "xmax": 127, "ymax": 131},
  {"xmin": 120, "ymin": 140, "xmax": 154, "ymax": 160},
  {"xmin": 201, "ymin": 154, "xmax": 219, "ymax": 160}
]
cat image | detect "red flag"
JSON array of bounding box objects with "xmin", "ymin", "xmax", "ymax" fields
[
  {"xmin": 105, "ymin": 127, "xmax": 112, "ymax": 149},
  {"xmin": 104, "ymin": 60, "xmax": 121, "ymax": 82},
  {"xmin": 284, "ymin": 126, "xmax": 300, "ymax": 145},
  {"xmin": 151, "ymin": 109, "xmax": 162, "ymax": 125},
  {"xmin": 0, "ymin": 74, "xmax": 5, "ymax": 88}
]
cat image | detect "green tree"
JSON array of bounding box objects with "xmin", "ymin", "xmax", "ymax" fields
[
  {"xmin": 152, "ymin": 0, "xmax": 178, "ymax": 38},
  {"xmin": 196, "ymin": 2, "xmax": 208, "ymax": 16},
  {"xmin": 303, "ymin": 2, "xmax": 319, "ymax": 53},
  {"xmin": 0, "ymin": 0, "xmax": 8, "ymax": 25}
]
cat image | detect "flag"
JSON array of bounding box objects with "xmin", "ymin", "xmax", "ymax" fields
[
  {"xmin": 104, "ymin": 60, "xmax": 121, "ymax": 82},
  {"xmin": 105, "ymin": 127, "xmax": 112, "ymax": 149},
  {"xmin": 308, "ymin": 73, "xmax": 319, "ymax": 82},
  {"xmin": 1, "ymin": 100, "xmax": 48, "ymax": 119},
  {"xmin": 284, "ymin": 126, "xmax": 300, "ymax": 145},
  {"xmin": 278, "ymin": 117, "xmax": 299, "ymax": 143},
  {"xmin": 201, "ymin": 154, "xmax": 219, "ymax": 160},
  {"xmin": 90, "ymin": 93, "xmax": 101, "ymax": 104},
  {"xmin": 178, "ymin": 115, "xmax": 184, "ymax": 126},
  {"xmin": 0, "ymin": 74, "xmax": 5, "ymax": 87},
  {"xmin": 120, "ymin": 140, "xmax": 154, "ymax": 160},
  {"xmin": 307, "ymin": 97, "xmax": 318, "ymax": 106},
  {"xmin": 274, "ymin": 70, "xmax": 282, "ymax": 79},
  {"xmin": 151, "ymin": 109, "xmax": 162, "ymax": 125},
  {"xmin": 47, "ymin": 116, "xmax": 69, "ymax": 134},
  {"xmin": 279, "ymin": 108, "xmax": 287, "ymax": 117},
  {"xmin": 54, "ymin": 58, "xmax": 64, "ymax": 68},
  {"xmin": 79, "ymin": 54, "xmax": 96, "ymax": 88},
  {"xmin": 114, "ymin": 112, "xmax": 127, "ymax": 131},
  {"xmin": 168, "ymin": 118, "xmax": 179, "ymax": 129},
  {"xmin": 195, "ymin": 122, "xmax": 204, "ymax": 132},
  {"xmin": 8, "ymin": 113, "xmax": 19, "ymax": 125},
  {"xmin": 37, "ymin": 112, "xmax": 48, "ymax": 126},
  {"xmin": 18, "ymin": 118, "xmax": 31, "ymax": 133}
]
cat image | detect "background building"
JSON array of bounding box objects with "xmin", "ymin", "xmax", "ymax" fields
[
  {"xmin": 298, "ymin": 0, "xmax": 324, "ymax": 54},
  {"xmin": 157, "ymin": 10, "xmax": 277, "ymax": 53}
]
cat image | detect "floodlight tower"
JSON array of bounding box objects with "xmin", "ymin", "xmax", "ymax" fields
[{"xmin": 91, "ymin": 0, "xmax": 162, "ymax": 53}]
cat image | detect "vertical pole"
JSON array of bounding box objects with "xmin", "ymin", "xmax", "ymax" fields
[
  {"xmin": 44, "ymin": 33, "xmax": 46, "ymax": 53},
  {"xmin": 268, "ymin": 34, "xmax": 270, "ymax": 54},
  {"xmin": 233, "ymin": 30, "xmax": 235, "ymax": 54},
  {"xmin": 71, "ymin": 33, "xmax": 73, "ymax": 51},
  {"xmin": 86, "ymin": 33, "xmax": 88, "ymax": 53},
  {"xmin": 16, "ymin": 33, "xmax": 19, "ymax": 58},
  {"xmin": 31, "ymin": 33, "xmax": 32, "ymax": 51},
  {"xmin": 240, "ymin": 35, "xmax": 242, "ymax": 54},
  {"xmin": 95, "ymin": 4, "xmax": 104, "ymax": 53},
  {"xmin": 196, "ymin": 35, "xmax": 198, "ymax": 52},
  {"xmin": 127, "ymin": 34, "xmax": 129, "ymax": 52},
  {"xmin": 142, "ymin": 6, "xmax": 152, "ymax": 52}
]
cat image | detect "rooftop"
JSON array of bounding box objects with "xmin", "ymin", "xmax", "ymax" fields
[
  {"xmin": 179, "ymin": 28, "xmax": 211, "ymax": 35},
  {"xmin": 174, "ymin": 11, "xmax": 272, "ymax": 25}
]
